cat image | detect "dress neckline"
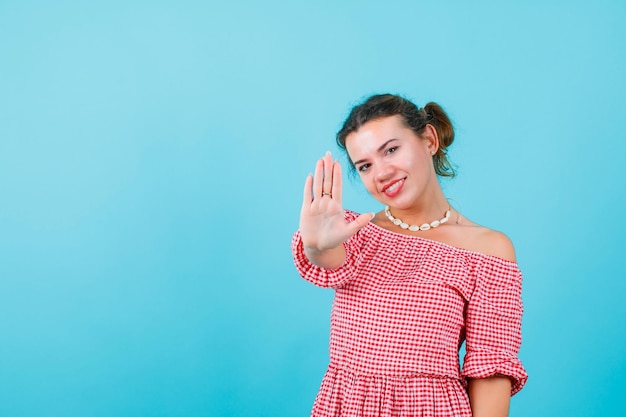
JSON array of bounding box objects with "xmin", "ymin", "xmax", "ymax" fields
[{"xmin": 365, "ymin": 218, "xmax": 520, "ymax": 267}]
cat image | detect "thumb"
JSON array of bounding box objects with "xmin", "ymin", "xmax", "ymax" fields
[{"xmin": 346, "ymin": 212, "xmax": 375, "ymax": 236}]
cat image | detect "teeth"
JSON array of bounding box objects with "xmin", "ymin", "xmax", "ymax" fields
[{"xmin": 386, "ymin": 180, "xmax": 403, "ymax": 193}]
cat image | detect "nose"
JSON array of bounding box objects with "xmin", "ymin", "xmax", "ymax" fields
[{"xmin": 374, "ymin": 162, "xmax": 393, "ymax": 183}]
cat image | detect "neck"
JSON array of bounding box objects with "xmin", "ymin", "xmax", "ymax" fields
[
  {"xmin": 389, "ymin": 188, "xmax": 449, "ymax": 225},
  {"xmin": 385, "ymin": 205, "xmax": 450, "ymax": 232}
]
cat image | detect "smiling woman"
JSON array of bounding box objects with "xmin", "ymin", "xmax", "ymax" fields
[
  {"xmin": 292, "ymin": 93, "xmax": 527, "ymax": 417},
  {"xmin": 338, "ymin": 95, "xmax": 456, "ymax": 179}
]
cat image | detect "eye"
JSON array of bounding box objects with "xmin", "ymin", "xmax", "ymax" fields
[
  {"xmin": 357, "ymin": 163, "xmax": 371, "ymax": 173},
  {"xmin": 385, "ymin": 146, "xmax": 399, "ymax": 155}
]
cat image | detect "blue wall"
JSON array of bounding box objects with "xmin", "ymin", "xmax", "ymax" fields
[{"xmin": 1, "ymin": 1, "xmax": 625, "ymax": 416}]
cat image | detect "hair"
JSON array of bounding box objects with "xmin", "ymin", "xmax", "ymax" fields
[{"xmin": 336, "ymin": 93, "xmax": 456, "ymax": 178}]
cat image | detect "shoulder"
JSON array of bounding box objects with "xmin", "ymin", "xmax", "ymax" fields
[
  {"xmin": 469, "ymin": 227, "xmax": 517, "ymax": 262},
  {"xmin": 447, "ymin": 212, "xmax": 517, "ymax": 262}
]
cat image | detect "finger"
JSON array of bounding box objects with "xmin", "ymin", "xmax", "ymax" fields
[
  {"xmin": 301, "ymin": 173, "xmax": 313, "ymax": 208},
  {"xmin": 312, "ymin": 158, "xmax": 323, "ymax": 199},
  {"xmin": 346, "ymin": 212, "xmax": 376, "ymax": 236},
  {"xmin": 322, "ymin": 151, "xmax": 333, "ymax": 196},
  {"xmin": 331, "ymin": 159, "xmax": 342, "ymax": 203}
]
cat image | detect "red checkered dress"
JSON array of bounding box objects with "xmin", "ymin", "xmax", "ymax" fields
[{"xmin": 292, "ymin": 211, "xmax": 527, "ymax": 417}]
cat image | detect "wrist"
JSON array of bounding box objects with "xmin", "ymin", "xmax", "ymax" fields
[{"xmin": 303, "ymin": 243, "xmax": 346, "ymax": 269}]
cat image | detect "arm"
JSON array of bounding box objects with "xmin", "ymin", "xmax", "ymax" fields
[
  {"xmin": 461, "ymin": 255, "xmax": 528, "ymax": 400},
  {"xmin": 303, "ymin": 244, "xmax": 347, "ymax": 270},
  {"xmin": 468, "ymin": 376, "xmax": 512, "ymax": 417}
]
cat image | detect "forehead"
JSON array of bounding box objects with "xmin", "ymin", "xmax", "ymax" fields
[{"xmin": 345, "ymin": 115, "xmax": 411, "ymax": 155}]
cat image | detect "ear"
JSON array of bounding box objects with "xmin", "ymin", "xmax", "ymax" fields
[{"xmin": 422, "ymin": 123, "xmax": 439, "ymax": 155}]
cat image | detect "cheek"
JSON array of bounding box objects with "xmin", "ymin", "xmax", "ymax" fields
[
  {"xmin": 409, "ymin": 152, "xmax": 433, "ymax": 172},
  {"xmin": 359, "ymin": 174, "xmax": 378, "ymax": 194}
]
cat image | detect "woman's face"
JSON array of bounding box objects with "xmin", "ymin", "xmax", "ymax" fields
[{"xmin": 345, "ymin": 115, "xmax": 438, "ymax": 209}]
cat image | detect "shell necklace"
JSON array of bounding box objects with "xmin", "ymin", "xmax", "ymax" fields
[{"xmin": 384, "ymin": 206, "xmax": 451, "ymax": 232}]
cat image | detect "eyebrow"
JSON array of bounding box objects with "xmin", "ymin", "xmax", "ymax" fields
[{"xmin": 352, "ymin": 139, "xmax": 398, "ymax": 166}]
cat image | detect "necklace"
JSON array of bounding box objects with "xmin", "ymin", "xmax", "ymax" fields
[{"xmin": 384, "ymin": 206, "xmax": 451, "ymax": 232}]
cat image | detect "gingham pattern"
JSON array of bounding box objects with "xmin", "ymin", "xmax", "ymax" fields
[{"xmin": 292, "ymin": 210, "xmax": 527, "ymax": 417}]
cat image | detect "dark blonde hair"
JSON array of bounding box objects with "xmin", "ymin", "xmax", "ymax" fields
[{"xmin": 337, "ymin": 94, "xmax": 456, "ymax": 178}]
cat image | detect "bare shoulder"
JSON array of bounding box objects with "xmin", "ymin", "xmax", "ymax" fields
[
  {"xmin": 469, "ymin": 227, "xmax": 517, "ymax": 262},
  {"xmin": 450, "ymin": 211, "xmax": 517, "ymax": 261}
]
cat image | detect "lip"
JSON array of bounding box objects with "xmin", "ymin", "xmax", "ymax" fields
[{"xmin": 381, "ymin": 178, "xmax": 406, "ymax": 197}]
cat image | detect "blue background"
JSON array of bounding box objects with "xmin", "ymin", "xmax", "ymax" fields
[{"xmin": 1, "ymin": 1, "xmax": 625, "ymax": 416}]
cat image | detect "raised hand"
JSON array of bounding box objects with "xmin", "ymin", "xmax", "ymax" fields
[{"xmin": 299, "ymin": 152, "xmax": 374, "ymax": 265}]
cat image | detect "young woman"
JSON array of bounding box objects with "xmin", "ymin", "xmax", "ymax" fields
[{"xmin": 292, "ymin": 94, "xmax": 527, "ymax": 417}]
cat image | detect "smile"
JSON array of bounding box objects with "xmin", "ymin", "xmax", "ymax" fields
[{"xmin": 382, "ymin": 178, "xmax": 405, "ymax": 196}]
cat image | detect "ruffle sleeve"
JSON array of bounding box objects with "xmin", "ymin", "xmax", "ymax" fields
[
  {"xmin": 461, "ymin": 255, "xmax": 528, "ymax": 395},
  {"xmin": 291, "ymin": 210, "xmax": 365, "ymax": 289}
]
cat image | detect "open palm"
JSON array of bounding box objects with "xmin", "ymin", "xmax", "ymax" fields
[{"xmin": 299, "ymin": 152, "xmax": 373, "ymax": 252}]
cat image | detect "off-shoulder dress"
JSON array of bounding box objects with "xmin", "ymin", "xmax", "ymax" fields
[{"xmin": 291, "ymin": 211, "xmax": 527, "ymax": 417}]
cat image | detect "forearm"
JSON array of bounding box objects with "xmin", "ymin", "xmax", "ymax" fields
[
  {"xmin": 303, "ymin": 244, "xmax": 346, "ymax": 269},
  {"xmin": 468, "ymin": 376, "xmax": 512, "ymax": 417}
]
